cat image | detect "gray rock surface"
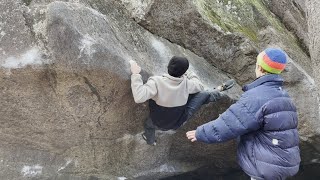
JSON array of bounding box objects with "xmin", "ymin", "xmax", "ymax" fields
[
  {"xmin": 0, "ymin": 0, "xmax": 319, "ymax": 179},
  {"xmin": 0, "ymin": 1, "xmax": 238, "ymax": 179},
  {"xmin": 136, "ymin": 0, "xmax": 258, "ymax": 84},
  {"xmin": 263, "ymin": 0, "xmax": 308, "ymax": 54},
  {"xmin": 122, "ymin": 0, "xmax": 320, "ymax": 166},
  {"xmin": 307, "ymin": 0, "xmax": 320, "ymax": 153},
  {"xmin": 0, "ymin": 1, "xmax": 36, "ymax": 60}
]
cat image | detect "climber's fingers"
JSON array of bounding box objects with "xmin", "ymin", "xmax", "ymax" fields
[{"xmin": 129, "ymin": 60, "xmax": 141, "ymax": 74}]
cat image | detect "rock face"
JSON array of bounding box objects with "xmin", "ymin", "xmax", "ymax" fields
[
  {"xmin": 307, "ymin": 0, "xmax": 320, "ymax": 152},
  {"xmin": 123, "ymin": 0, "xmax": 320, "ymax": 167},
  {"xmin": 263, "ymin": 0, "xmax": 308, "ymax": 53},
  {"xmin": 0, "ymin": 0, "xmax": 319, "ymax": 179}
]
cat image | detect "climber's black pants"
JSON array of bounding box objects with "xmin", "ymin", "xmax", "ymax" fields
[{"xmin": 143, "ymin": 90, "xmax": 226, "ymax": 145}]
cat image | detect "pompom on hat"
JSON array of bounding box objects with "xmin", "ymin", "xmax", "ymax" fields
[{"xmin": 257, "ymin": 48, "xmax": 287, "ymax": 74}]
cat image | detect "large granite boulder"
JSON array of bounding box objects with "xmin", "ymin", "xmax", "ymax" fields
[
  {"xmin": 263, "ymin": 0, "xmax": 308, "ymax": 52},
  {"xmin": 120, "ymin": 0, "xmax": 320, "ymax": 169},
  {"xmin": 0, "ymin": 1, "xmax": 239, "ymax": 179},
  {"xmin": 307, "ymin": 0, "xmax": 320, "ymax": 153}
]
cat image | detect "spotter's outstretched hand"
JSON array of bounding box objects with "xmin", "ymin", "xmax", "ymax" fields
[{"xmin": 186, "ymin": 130, "xmax": 197, "ymax": 142}]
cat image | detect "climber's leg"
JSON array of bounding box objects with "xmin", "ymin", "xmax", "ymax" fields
[
  {"xmin": 142, "ymin": 117, "xmax": 157, "ymax": 145},
  {"xmin": 184, "ymin": 90, "xmax": 226, "ymax": 121}
]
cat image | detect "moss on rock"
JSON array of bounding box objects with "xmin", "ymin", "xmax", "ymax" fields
[{"xmin": 194, "ymin": 0, "xmax": 289, "ymax": 42}]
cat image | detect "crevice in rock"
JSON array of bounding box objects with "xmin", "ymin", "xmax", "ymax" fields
[
  {"xmin": 22, "ymin": 6, "xmax": 51, "ymax": 55},
  {"xmin": 22, "ymin": 0, "xmax": 32, "ymax": 6},
  {"xmin": 89, "ymin": 133, "xmax": 99, "ymax": 169},
  {"xmin": 292, "ymin": 1, "xmax": 306, "ymax": 18},
  {"xmin": 263, "ymin": 2, "xmax": 310, "ymax": 57},
  {"xmin": 22, "ymin": 8, "xmax": 37, "ymax": 43},
  {"xmin": 82, "ymin": 76, "xmax": 109, "ymax": 128},
  {"xmin": 295, "ymin": 38, "xmax": 310, "ymax": 57},
  {"xmin": 44, "ymin": 64, "xmax": 58, "ymax": 94},
  {"xmin": 83, "ymin": 76, "xmax": 102, "ymax": 103}
]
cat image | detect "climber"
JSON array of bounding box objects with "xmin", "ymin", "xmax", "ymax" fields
[
  {"xmin": 130, "ymin": 56, "xmax": 235, "ymax": 146},
  {"xmin": 186, "ymin": 48, "xmax": 301, "ymax": 180}
]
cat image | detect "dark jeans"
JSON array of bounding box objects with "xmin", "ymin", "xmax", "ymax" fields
[{"xmin": 143, "ymin": 90, "xmax": 226, "ymax": 144}]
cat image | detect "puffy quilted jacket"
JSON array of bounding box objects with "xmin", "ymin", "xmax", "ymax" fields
[{"xmin": 195, "ymin": 74, "xmax": 300, "ymax": 180}]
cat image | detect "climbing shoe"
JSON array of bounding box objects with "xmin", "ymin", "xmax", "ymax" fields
[
  {"xmin": 220, "ymin": 79, "xmax": 235, "ymax": 91},
  {"xmin": 142, "ymin": 133, "xmax": 157, "ymax": 146}
]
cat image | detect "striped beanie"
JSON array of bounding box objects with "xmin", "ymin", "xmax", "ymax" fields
[{"xmin": 257, "ymin": 48, "xmax": 287, "ymax": 74}]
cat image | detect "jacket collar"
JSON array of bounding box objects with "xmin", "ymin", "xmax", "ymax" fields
[
  {"xmin": 242, "ymin": 74, "xmax": 284, "ymax": 92},
  {"xmin": 162, "ymin": 74, "xmax": 184, "ymax": 82}
]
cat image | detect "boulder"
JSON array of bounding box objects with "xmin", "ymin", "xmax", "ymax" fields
[
  {"xmin": 121, "ymin": 0, "xmax": 320, "ymax": 172},
  {"xmin": 0, "ymin": 1, "xmax": 239, "ymax": 179}
]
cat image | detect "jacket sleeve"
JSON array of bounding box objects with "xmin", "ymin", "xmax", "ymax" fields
[
  {"xmin": 131, "ymin": 74, "xmax": 157, "ymax": 103},
  {"xmin": 186, "ymin": 71, "xmax": 204, "ymax": 94},
  {"xmin": 195, "ymin": 99, "xmax": 261, "ymax": 143}
]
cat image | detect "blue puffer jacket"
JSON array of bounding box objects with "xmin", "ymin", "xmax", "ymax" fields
[{"xmin": 195, "ymin": 74, "xmax": 300, "ymax": 180}]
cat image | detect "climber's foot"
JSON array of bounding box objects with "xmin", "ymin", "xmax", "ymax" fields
[{"xmin": 142, "ymin": 133, "xmax": 157, "ymax": 146}]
